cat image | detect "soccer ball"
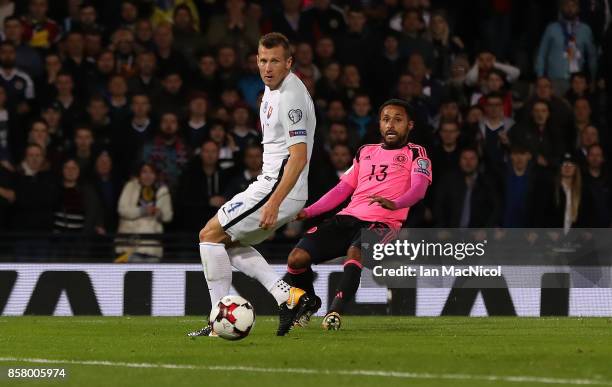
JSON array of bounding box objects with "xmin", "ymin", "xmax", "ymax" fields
[{"xmin": 209, "ymin": 295, "xmax": 255, "ymax": 340}]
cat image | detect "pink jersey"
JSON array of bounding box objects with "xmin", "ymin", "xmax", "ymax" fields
[{"xmin": 338, "ymin": 143, "xmax": 432, "ymax": 229}]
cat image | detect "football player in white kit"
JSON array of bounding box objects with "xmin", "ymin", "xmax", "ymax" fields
[{"xmin": 188, "ymin": 32, "xmax": 317, "ymax": 337}]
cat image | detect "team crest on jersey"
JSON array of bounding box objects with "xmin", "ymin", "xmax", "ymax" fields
[
  {"xmin": 267, "ymin": 106, "xmax": 273, "ymax": 118},
  {"xmin": 393, "ymin": 154, "xmax": 407, "ymax": 164},
  {"xmin": 14, "ymin": 80, "xmax": 24, "ymax": 90},
  {"xmin": 288, "ymin": 109, "xmax": 302, "ymax": 124}
]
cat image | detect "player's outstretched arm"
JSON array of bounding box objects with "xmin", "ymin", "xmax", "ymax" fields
[
  {"xmin": 297, "ymin": 180, "xmax": 355, "ymax": 220},
  {"xmin": 369, "ymin": 174, "xmax": 430, "ymax": 210},
  {"xmin": 259, "ymin": 143, "xmax": 307, "ymax": 229}
]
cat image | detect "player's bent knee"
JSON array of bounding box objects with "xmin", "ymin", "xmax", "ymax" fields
[
  {"xmin": 199, "ymin": 217, "xmax": 227, "ymax": 244},
  {"xmin": 288, "ymin": 248, "xmax": 311, "ymax": 269}
]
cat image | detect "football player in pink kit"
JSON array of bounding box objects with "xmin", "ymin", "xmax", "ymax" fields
[{"xmin": 284, "ymin": 99, "xmax": 432, "ymax": 330}]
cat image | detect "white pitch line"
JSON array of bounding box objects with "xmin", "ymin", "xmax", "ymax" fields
[{"xmin": 0, "ymin": 357, "xmax": 610, "ymax": 386}]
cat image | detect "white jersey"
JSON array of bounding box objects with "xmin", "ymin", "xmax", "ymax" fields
[{"xmin": 259, "ymin": 71, "xmax": 315, "ymax": 200}]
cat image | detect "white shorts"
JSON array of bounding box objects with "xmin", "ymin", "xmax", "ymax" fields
[{"xmin": 217, "ymin": 178, "xmax": 306, "ymax": 245}]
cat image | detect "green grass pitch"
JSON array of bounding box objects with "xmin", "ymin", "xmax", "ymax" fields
[{"xmin": 1, "ymin": 316, "xmax": 611, "ymax": 387}]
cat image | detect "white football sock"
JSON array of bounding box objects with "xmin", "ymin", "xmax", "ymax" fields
[
  {"xmin": 199, "ymin": 242, "xmax": 232, "ymax": 308},
  {"xmin": 227, "ymin": 246, "xmax": 290, "ymax": 305}
]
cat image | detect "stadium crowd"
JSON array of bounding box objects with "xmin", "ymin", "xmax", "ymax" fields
[{"xmin": 0, "ymin": 0, "xmax": 611, "ymax": 260}]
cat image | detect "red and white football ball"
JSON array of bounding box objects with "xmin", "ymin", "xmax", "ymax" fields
[{"xmin": 209, "ymin": 295, "xmax": 255, "ymax": 340}]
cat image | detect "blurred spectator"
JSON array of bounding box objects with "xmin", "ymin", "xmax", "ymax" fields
[
  {"xmin": 523, "ymin": 77, "xmax": 574, "ymax": 142},
  {"xmin": 0, "ymin": 159, "xmax": 13, "ymax": 229},
  {"xmin": 107, "ymin": 74, "xmax": 130, "ymax": 123},
  {"xmin": 325, "ymin": 121, "xmax": 353, "ymax": 151},
  {"xmin": 0, "ymin": 84, "xmax": 12, "ymax": 167},
  {"xmin": 224, "ymin": 143, "xmax": 262, "ymax": 199},
  {"xmin": 339, "ymin": 64, "xmax": 362, "ymax": 103},
  {"xmin": 21, "ymin": 0, "xmax": 60, "ymax": 50},
  {"xmin": 54, "ymin": 72, "xmax": 86, "ymax": 128},
  {"xmin": 0, "ymin": 41, "xmax": 34, "ymax": 113},
  {"xmin": 314, "ymin": 36, "xmax": 336, "ymax": 68},
  {"xmin": 399, "ymin": 8, "xmax": 434, "ymax": 67},
  {"xmin": 134, "ymin": 18, "xmax": 156, "ymax": 53},
  {"xmin": 337, "ymin": 6, "xmax": 376, "ymax": 77},
  {"xmin": 84, "ymin": 31, "xmax": 103, "ymax": 62},
  {"xmin": 229, "ymin": 104, "xmax": 260, "ymax": 151},
  {"xmin": 472, "ymin": 70, "xmax": 513, "ymax": 118},
  {"xmin": 407, "ymin": 52, "xmax": 443, "ymax": 114},
  {"xmin": 153, "ymin": 22, "xmax": 189, "ymax": 77},
  {"xmin": 511, "ymin": 99, "xmax": 565, "ymax": 168},
  {"xmin": 502, "ymin": 145, "xmax": 538, "ymax": 227},
  {"xmin": 434, "ymin": 147, "xmax": 501, "ymax": 227},
  {"xmin": 87, "ymin": 50, "xmax": 116, "ymax": 96},
  {"xmin": 86, "ymin": 95, "xmax": 113, "ymax": 146},
  {"xmin": 194, "ymin": 52, "xmax": 222, "ymax": 105},
  {"xmin": 580, "ymin": 144, "xmax": 611, "ymax": 227},
  {"xmin": 62, "ymin": 31, "xmax": 95, "ymax": 97},
  {"xmin": 348, "ymin": 93, "xmax": 376, "ymax": 143},
  {"xmin": 237, "ymin": 51, "xmax": 264, "ymax": 109},
  {"xmin": 370, "ymin": 31, "xmax": 404, "ymax": 106},
  {"xmin": 112, "ymin": 93, "xmax": 154, "ymax": 177},
  {"xmin": 11, "ymin": 143, "xmax": 59, "ymax": 233},
  {"xmin": 175, "ymin": 140, "xmax": 227, "ymax": 231},
  {"xmin": 25, "ymin": 118, "xmax": 62, "ymax": 170},
  {"xmin": 576, "ymin": 125, "xmax": 600, "ymax": 165},
  {"xmin": 3, "ymin": 16, "xmax": 43, "ymax": 78},
  {"xmin": 205, "ymin": 0, "xmax": 260, "ymax": 61},
  {"xmin": 425, "ymin": 11, "xmax": 464, "ymax": 81},
  {"xmin": 315, "ymin": 61, "xmax": 341, "ymax": 108},
  {"xmin": 37, "ymin": 52, "xmax": 62, "ymax": 104},
  {"xmin": 535, "ymin": 152, "xmax": 583, "ymax": 231},
  {"xmin": 111, "ymin": 28, "xmax": 137, "ymax": 77},
  {"xmin": 535, "ymin": 0, "xmax": 597, "ymax": 93},
  {"xmin": 92, "ymin": 150, "xmax": 120, "ymax": 232},
  {"xmin": 141, "ymin": 111, "xmax": 189, "ymax": 191},
  {"xmin": 127, "ymin": 51, "xmax": 162, "ymax": 98},
  {"xmin": 206, "ymin": 120, "xmax": 238, "ymax": 170},
  {"xmin": 431, "ymin": 98, "xmax": 461, "ymax": 130},
  {"xmin": 465, "ymin": 50, "xmax": 520, "ymax": 92},
  {"xmin": 69, "ymin": 125, "xmax": 96, "ymax": 180},
  {"xmin": 477, "ymin": 92, "xmax": 514, "ymax": 175},
  {"xmin": 73, "ymin": 2, "xmax": 104, "ymax": 35},
  {"xmin": 172, "ymin": 4, "xmax": 206, "ymax": 68},
  {"xmin": 154, "ymin": 71, "xmax": 187, "ymax": 114},
  {"xmin": 300, "ymin": 0, "xmax": 346, "ymax": 44},
  {"xmin": 0, "ymin": 0, "xmax": 14, "ymax": 33},
  {"xmin": 267, "ymin": 0, "xmax": 308, "ymax": 42},
  {"xmin": 216, "ymin": 45, "xmax": 241, "ymax": 90},
  {"xmin": 446, "ymin": 56, "xmax": 470, "ymax": 107},
  {"xmin": 564, "ymin": 72, "xmax": 591, "ymax": 106},
  {"xmin": 294, "ymin": 42, "xmax": 321, "ymax": 81},
  {"xmin": 571, "ymin": 98, "xmax": 594, "ymax": 149},
  {"xmin": 53, "ymin": 158, "xmax": 104, "ymax": 237},
  {"xmin": 329, "ymin": 143, "xmax": 352, "ymax": 176},
  {"xmin": 430, "ymin": 119, "xmax": 462, "ymax": 180},
  {"xmin": 41, "ymin": 101, "xmax": 70, "ymax": 159},
  {"xmin": 116, "ymin": 162, "xmax": 173, "ymax": 261},
  {"xmin": 183, "ymin": 93, "xmax": 209, "ymax": 149}
]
